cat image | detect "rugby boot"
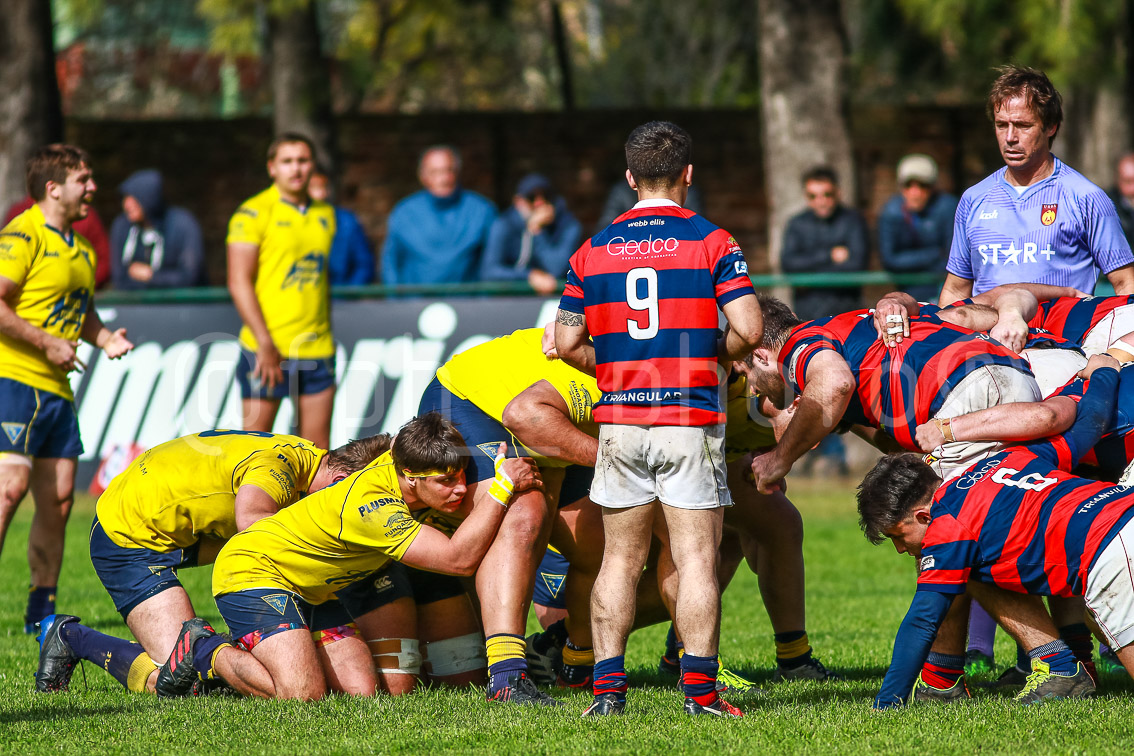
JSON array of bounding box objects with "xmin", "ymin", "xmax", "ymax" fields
[
  {"xmin": 716, "ymin": 667, "xmax": 766, "ymax": 697},
  {"xmin": 658, "ymin": 652, "xmax": 681, "ymax": 677},
  {"xmin": 35, "ymin": 614, "xmax": 81, "ymax": 693},
  {"xmin": 772, "ymin": 656, "xmax": 843, "ymax": 682},
  {"xmin": 581, "ymin": 692, "xmax": 626, "ymax": 717},
  {"xmin": 486, "ymin": 671, "xmax": 564, "ymax": 706},
  {"xmin": 1014, "ymin": 660, "xmax": 1095, "ymax": 705},
  {"xmin": 557, "ymin": 662, "xmax": 593, "ymax": 690},
  {"xmin": 964, "ymin": 649, "xmax": 995, "ymax": 678},
  {"xmin": 156, "ymin": 618, "xmax": 220, "ymax": 698},
  {"xmin": 911, "ymin": 672, "xmax": 971, "ymax": 702},
  {"xmin": 684, "ymin": 696, "xmax": 743, "ymax": 717},
  {"xmin": 525, "ymin": 629, "xmax": 564, "ymax": 686},
  {"xmin": 979, "ymin": 664, "xmax": 1029, "ymax": 690}
]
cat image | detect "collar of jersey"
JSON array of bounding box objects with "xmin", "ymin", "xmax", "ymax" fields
[
  {"xmin": 998, "ymin": 156, "xmax": 1063, "ymax": 201},
  {"xmin": 268, "ymin": 184, "xmax": 310, "ymax": 215},
  {"xmin": 631, "ymin": 198, "xmax": 681, "ymax": 209},
  {"xmin": 43, "ymin": 223, "xmax": 75, "ymax": 247}
]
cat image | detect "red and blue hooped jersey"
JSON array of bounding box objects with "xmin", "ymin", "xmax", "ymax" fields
[
  {"xmin": 559, "ymin": 202, "xmax": 754, "ymax": 426},
  {"xmin": 917, "ymin": 421, "xmax": 1134, "ymax": 598},
  {"xmin": 780, "ymin": 312, "xmax": 1032, "ymax": 450},
  {"xmin": 1027, "ymin": 295, "xmax": 1134, "ymax": 345}
]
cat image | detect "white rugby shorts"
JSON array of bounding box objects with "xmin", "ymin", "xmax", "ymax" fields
[
  {"xmin": 590, "ymin": 423, "xmax": 731, "ymax": 510},
  {"xmin": 1085, "ymin": 518, "xmax": 1134, "ymax": 650},
  {"xmin": 927, "ymin": 365, "xmax": 1041, "ymax": 482},
  {"xmin": 1082, "ymin": 304, "xmax": 1134, "ymax": 357},
  {"xmin": 1023, "ymin": 347, "xmax": 1087, "ymax": 399}
]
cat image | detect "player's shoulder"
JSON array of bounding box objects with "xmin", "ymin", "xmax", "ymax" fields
[
  {"xmin": 0, "ymin": 205, "xmax": 44, "ymax": 244},
  {"xmin": 960, "ymin": 170, "xmax": 1005, "ymax": 203},
  {"xmin": 231, "ymin": 186, "xmax": 276, "ymax": 221}
]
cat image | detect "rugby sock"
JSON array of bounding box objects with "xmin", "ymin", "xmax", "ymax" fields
[
  {"xmin": 192, "ymin": 633, "xmax": 233, "ymax": 681},
  {"xmin": 60, "ymin": 622, "xmax": 157, "ymax": 692},
  {"xmin": 1015, "ymin": 644, "xmax": 1032, "ymax": 673},
  {"xmin": 25, "ymin": 585, "xmax": 57, "ymax": 630},
  {"xmin": 1029, "ymin": 640, "xmax": 1078, "ymax": 675},
  {"xmin": 681, "ymin": 653, "xmax": 720, "ymax": 706},
  {"xmin": 663, "ymin": 624, "xmax": 682, "ymax": 662},
  {"xmin": 774, "ymin": 630, "xmax": 813, "ymax": 669},
  {"xmin": 486, "ymin": 633, "xmax": 527, "ymax": 692},
  {"xmin": 966, "ymin": 601, "xmax": 997, "ymax": 659},
  {"xmin": 1058, "ymin": 623, "xmax": 1096, "ymax": 681},
  {"xmin": 593, "ymin": 655, "xmax": 627, "ymax": 702},
  {"xmin": 560, "ymin": 640, "xmax": 595, "ymax": 687},
  {"xmin": 921, "ymin": 652, "xmax": 965, "ymax": 689}
]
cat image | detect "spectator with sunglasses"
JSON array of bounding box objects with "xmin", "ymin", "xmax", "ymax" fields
[
  {"xmin": 780, "ymin": 166, "xmax": 869, "ymax": 322},
  {"xmin": 481, "ymin": 173, "xmax": 581, "ymax": 294}
]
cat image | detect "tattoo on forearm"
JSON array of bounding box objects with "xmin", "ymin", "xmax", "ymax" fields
[{"xmin": 556, "ymin": 310, "xmax": 584, "ymax": 326}]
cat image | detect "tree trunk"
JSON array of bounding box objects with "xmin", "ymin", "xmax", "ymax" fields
[
  {"xmin": 268, "ymin": 1, "xmax": 338, "ymax": 178},
  {"xmin": 0, "ymin": 0, "xmax": 64, "ymax": 213},
  {"xmin": 756, "ymin": 0, "xmax": 854, "ymax": 272}
]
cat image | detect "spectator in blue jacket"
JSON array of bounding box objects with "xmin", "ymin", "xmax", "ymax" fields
[
  {"xmin": 109, "ymin": 169, "xmax": 205, "ymax": 289},
  {"xmin": 308, "ymin": 168, "xmax": 375, "ymax": 286},
  {"xmin": 877, "ymin": 154, "xmax": 958, "ymax": 302},
  {"xmin": 481, "ymin": 173, "xmax": 581, "ymax": 294},
  {"xmin": 381, "ymin": 146, "xmax": 496, "ymax": 285}
]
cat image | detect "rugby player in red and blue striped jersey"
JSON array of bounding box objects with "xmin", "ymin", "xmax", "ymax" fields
[
  {"xmin": 555, "ymin": 121, "xmax": 762, "ymax": 718},
  {"xmin": 739, "ymin": 296, "xmax": 1040, "ymax": 492},
  {"xmin": 858, "ymin": 354, "xmax": 1134, "ymax": 708}
]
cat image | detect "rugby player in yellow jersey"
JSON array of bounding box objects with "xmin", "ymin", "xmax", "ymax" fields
[
  {"xmin": 227, "ymin": 133, "xmax": 336, "ymax": 448},
  {"xmin": 155, "ymin": 413, "xmax": 541, "ymax": 701},
  {"xmin": 0, "ymin": 144, "xmax": 133, "ymax": 633},
  {"xmin": 32, "ymin": 429, "xmax": 389, "ymax": 696}
]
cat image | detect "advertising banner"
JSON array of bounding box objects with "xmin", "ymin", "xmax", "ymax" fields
[{"xmin": 72, "ymin": 297, "xmax": 561, "ymax": 486}]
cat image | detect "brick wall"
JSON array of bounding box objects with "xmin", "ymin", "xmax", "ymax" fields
[{"xmin": 67, "ymin": 106, "xmax": 998, "ymax": 285}]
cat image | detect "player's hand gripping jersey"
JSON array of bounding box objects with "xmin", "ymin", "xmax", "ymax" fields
[
  {"xmin": 95, "ymin": 431, "xmax": 324, "ymax": 552},
  {"xmin": 780, "ymin": 311, "xmax": 1032, "ymax": 450},
  {"xmin": 558, "ymin": 203, "xmax": 755, "ymax": 426},
  {"xmin": 0, "ymin": 205, "xmax": 96, "ymax": 398},
  {"xmin": 212, "ymin": 451, "xmax": 422, "ymax": 605},
  {"xmin": 226, "ymin": 186, "xmax": 336, "ymax": 359}
]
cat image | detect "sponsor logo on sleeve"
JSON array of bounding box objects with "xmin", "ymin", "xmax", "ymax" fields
[
  {"xmin": 920, "ymin": 556, "xmax": 935, "ymax": 571},
  {"xmin": 384, "ymin": 511, "xmax": 417, "ymax": 539}
]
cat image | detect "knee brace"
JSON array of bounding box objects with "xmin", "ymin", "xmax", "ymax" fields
[
  {"xmin": 423, "ymin": 632, "xmax": 488, "ymax": 678},
  {"xmin": 369, "ymin": 637, "xmax": 422, "ymax": 676}
]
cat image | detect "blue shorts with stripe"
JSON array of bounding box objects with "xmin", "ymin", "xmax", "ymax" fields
[
  {"xmin": 215, "ymin": 589, "xmax": 353, "ymax": 645},
  {"xmin": 336, "ymin": 561, "xmax": 466, "ymax": 618},
  {"xmin": 0, "ymin": 378, "xmax": 82, "ymax": 458},
  {"xmin": 235, "ymin": 349, "xmax": 336, "ymax": 400},
  {"xmin": 532, "ymin": 547, "xmax": 569, "ymax": 609},
  {"xmin": 89, "ymin": 517, "xmax": 199, "ymax": 619},
  {"xmin": 417, "ymin": 376, "xmax": 522, "ymax": 483}
]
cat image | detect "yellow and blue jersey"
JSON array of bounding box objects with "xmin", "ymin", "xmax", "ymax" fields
[
  {"xmin": 95, "ymin": 430, "xmax": 325, "ymax": 552},
  {"xmin": 226, "ymin": 185, "xmax": 335, "ymax": 359},
  {"xmin": 723, "ymin": 373, "xmax": 777, "ymax": 463},
  {"xmin": 212, "ymin": 451, "xmax": 422, "ymax": 605},
  {"xmin": 0, "ymin": 205, "xmax": 96, "ymax": 399}
]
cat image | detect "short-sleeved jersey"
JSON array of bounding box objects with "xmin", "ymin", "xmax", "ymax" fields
[
  {"xmin": 0, "ymin": 205, "xmax": 96, "ymax": 398},
  {"xmin": 559, "ymin": 201, "xmax": 755, "ymax": 426},
  {"xmin": 947, "ymin": 158, "xmax": 1133, "ymax": 295},
  {"xmin": 1027, "ymin": 295, "xmax": 1134, "ymax": 346},
  {"xmin": 917, "ymin": 427, "xmax": 1134, "ymax": 599},
  {"xmin": 96, "ymin": 430, "xmax": 324, "ymax": 552},
  {"xmin": 780, "ymin": 311, "xmax": 1032, "ymax": 451},
  {"xmin": 226, "ymin": 185, "xmax": 335, "ymax": 359},
  {"xmin": 211, "ymin": 451, "xmax": 422, "ymax": 605},
  {"xmin": 723, "ymin": 372, "xmax": 776, "ymax": 463},
  {"xmin": 1054, "ymin": 368, "xmax": 1134, "ymax": 478}
]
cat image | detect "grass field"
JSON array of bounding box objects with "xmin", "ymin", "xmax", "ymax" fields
[{"xmin": 3, "ymin": 479, "xmax": 1134, "ymax": 754}]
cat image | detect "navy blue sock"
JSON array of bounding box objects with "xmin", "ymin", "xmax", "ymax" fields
[
  {"xmin": 1015, "ymin": 643, "xmax": 1031, "ymax": 672},
  {"xmin": 664, "ymin": 624, "xmax": 681, "ymax": 659},
  {"xmin": 1058, "ymin": 623, "xmax": 1094, "ymax": 668},
  {"xmin": 61, "ymin": 621, "xmax": 150, "ymax": 690},
  {"xmin": 192, "ymin": 633, "xmax": 231, "ymax": 681},
  {"xmin": 681, "ymin": 653, "xmax": 720, "ymax": 704},
  {"xmin": 1029, "ymin": 640, "xmax": 1079, "ymax": 675},
  {"xmin": 25, "ymin": 586, "xmax": 56, "ymax": 627},
  {"xmin": 593, "ymin": 655, "xmax": 627, "ymax": 702}
]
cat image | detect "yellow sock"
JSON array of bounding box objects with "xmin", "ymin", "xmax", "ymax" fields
[
  {"xmin": 562, "ymin": 643, "xmax": 594, "ymax": 667},
  {"xmin": 486, "ymin": 633, "xmax": 525, "ymax": 672},
  {"xmin": 126, "ymin": 653, "xmax": 160, "ymax": 693},
  {"xmin": 775, "ymin": 632, "xmax": 811, "ymax": 661}
]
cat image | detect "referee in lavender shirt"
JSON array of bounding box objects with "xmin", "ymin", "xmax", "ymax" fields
[{"xmin": 940, "ymin": 65, "xmax": 1134, "ymax": 305}]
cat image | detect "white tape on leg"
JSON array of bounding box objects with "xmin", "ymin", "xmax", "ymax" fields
[
  {"xmin": 369, "ymin": 637, "xmax": 422, "ymax": 675},
  {"xmin": 423, "ymin": 632, "xmax": 487, "ymax": 677}
]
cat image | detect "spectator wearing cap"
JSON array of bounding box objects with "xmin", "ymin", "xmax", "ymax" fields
[
  {"xmin": 308, "ymin": 168, "xmax": 376, "ymax": 286},
  {"xmin": 480, "ymin": 173, "xmax": 582, "ymax": 294},
  {"xmin": 381, "ymin": 145, "xmax": 496, "ymax": 285},
  {"xmin": 109, "ymin": 169, "xmax": 206, "ymax": 289},
  {"xmin": 877, "ymin": 154, "xmax": 959, "ymax": 302}
]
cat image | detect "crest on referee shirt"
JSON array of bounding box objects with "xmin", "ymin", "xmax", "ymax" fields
[
  {"xmin": 2, "ymin": 423, "xmax": 26, "ymax": 444},
  {"xmin": 1041, "ymin": 203, "xmax": 1058, "ymax": 226}
]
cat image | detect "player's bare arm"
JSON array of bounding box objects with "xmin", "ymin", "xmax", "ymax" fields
[
  {"xmin": 0, "ymin": 274, "xmax": 79, "ymax": 370},
  {"xmin": 913, "ymin": 397, "xmax": 1077, "ymax": 452},
  {"xmin": 970, "ymin": 282, "xmax": 1089, "ymax": 305},
  {"xmin": 227, "ymin": 241, "xmax": 283, "ymax": 390},
  {"xmin": 233, "ymin": 484, "xmax": 290, "ymax": 532},
  {"xmin": 79, "ymin": 304, "xmax": 133, "ymax": 359},
  {"xmin": 937, "ymin": 272, "xmax": 974, "ymax": 307},
  {"xmin": 851, "ymin": 424, "xmax": 905, "ymax": 453},
  {"xmin": 873, "ymin": 292, "xmax": 919, "ymax": 347},
  {"xmin": 502, "ymin": 380, "xmax": 599, "ymax": 467},
  {"xmin": 1106, "ymin": 263, "xmax": 1134, "ymax": 296},
  {"xmin": 554, "ymin": 309, "xmax": 595, "ymax": 376},
  {"xmin": 719, "ymin": 293, "xmax": 763, "ymax": 362},
  {"xmin": 750, "ymin": 350, "xmax": 855, "ymax": 493}
]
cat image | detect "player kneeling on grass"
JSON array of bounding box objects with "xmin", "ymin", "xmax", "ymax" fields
[
  {"xmin": 34, "ymin": 430, "xmax": 389, "ymax": 695},
  {"xmin": 162, "ymin": 413, "xmax": 540, "ymax": 701},
  {"xmin": 858, "ymin": 355, "xmax": 1134, "ymax": 708}
]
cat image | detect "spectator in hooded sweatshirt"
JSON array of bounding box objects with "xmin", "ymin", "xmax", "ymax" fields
[
  {"xmin": 381, "ymin": 145, "xmax": 496, "ymax": 285},
  {"xmin": 109, "ymin": 169, "xmax": 205, "ymax": 289},
  {"xmin": 308, "ymin": 167, "xmax": 375, "ymax": 287},
  {"xmin": 480, "ymin": 173, "xmax": 582, "ymax": 294}
]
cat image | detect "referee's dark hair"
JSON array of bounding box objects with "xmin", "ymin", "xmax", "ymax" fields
[
  {"xmin": 857, "ymin": 453, "xmax": 940, "ymax": 545},
  {"xmin": 625, "ymin": 121, "xmax": 692, "ymax": 191},
  {"xmin": 987, "ymin": 65, "xmax": 1063, "ymax": 144}
]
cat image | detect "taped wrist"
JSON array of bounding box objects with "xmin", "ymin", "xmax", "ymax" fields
[{"xmin": 487, "ymin": 452, "xmax": 514, "ymax": 507}]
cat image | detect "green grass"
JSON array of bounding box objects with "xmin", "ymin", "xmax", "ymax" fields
[{"xmin": 3, "ymin": 480, "xmax": 1134, "ymax": 754}]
